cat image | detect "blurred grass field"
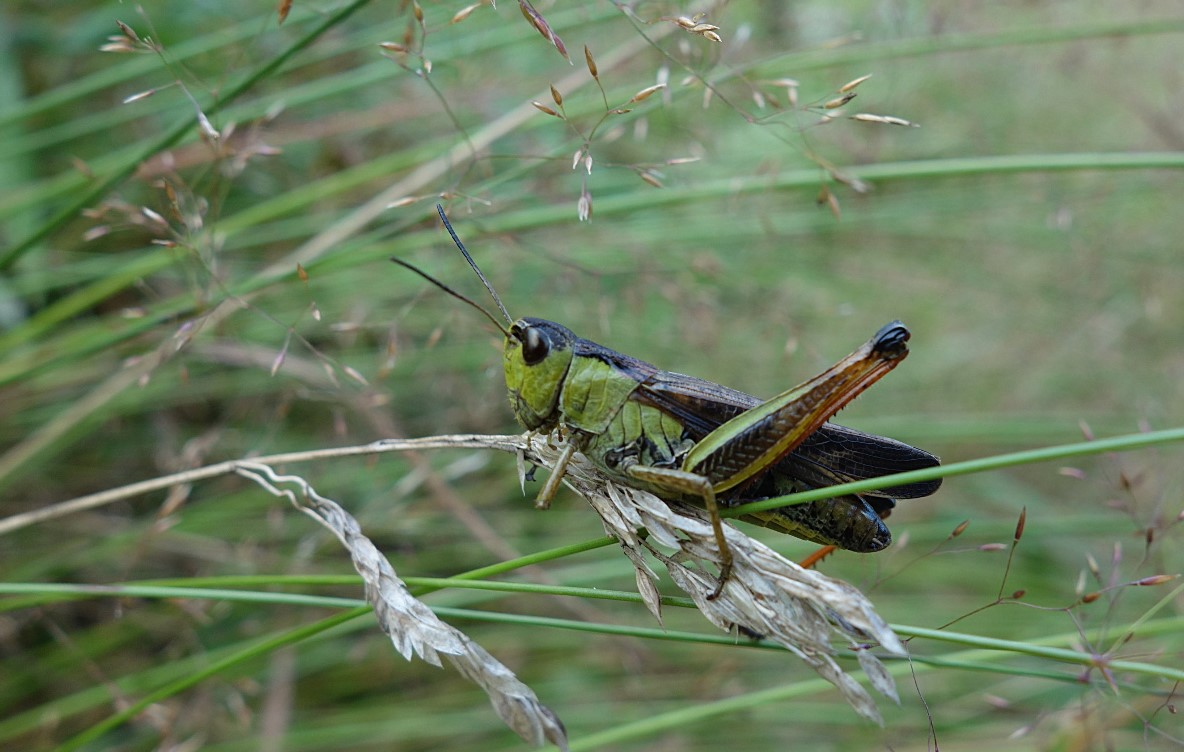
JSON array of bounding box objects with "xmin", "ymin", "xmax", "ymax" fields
[{"xmin": 2, "ymin": 1, "xmax": 1183, "ymax": 749}]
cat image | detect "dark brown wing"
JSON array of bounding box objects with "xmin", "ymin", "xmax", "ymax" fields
[
  {"xmin": 633, "ymin": 368, "xmax": 941, "ymax": 499},
  {"xmin": 784, "ymin": 423, "xmax": 942, "ymax": 499}
]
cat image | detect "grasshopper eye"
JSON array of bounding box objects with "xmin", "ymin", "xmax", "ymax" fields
[{"xmin": 520, "ymin": 326, "xmax": 550, "ymax": 365}]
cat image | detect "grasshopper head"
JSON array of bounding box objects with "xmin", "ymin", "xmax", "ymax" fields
[{"xmin": 504, "ymin": 317, "xmax": 575, "ymax": 430}]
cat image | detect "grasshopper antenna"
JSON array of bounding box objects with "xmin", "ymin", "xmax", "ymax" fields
[
  {"xmin": 435, "ymin": 204, "xmax": 513, "ymax": 326},
  {"xmin": 390, "ymin": 257, "xmax": 510, "ymax": 337}
]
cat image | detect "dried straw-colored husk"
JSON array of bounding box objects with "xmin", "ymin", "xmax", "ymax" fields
[
  {"xmin": 524, "ymin": 433, "xmax": 903, "ymax": 722},
  {"xmin": 235, "ymin": 460, "xmax": 570, "ymax": 751}
]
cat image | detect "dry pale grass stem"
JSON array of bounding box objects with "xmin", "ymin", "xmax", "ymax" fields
[{"xmin": 234, "ymin": 460, "xmax": 571, "ymax": 751}]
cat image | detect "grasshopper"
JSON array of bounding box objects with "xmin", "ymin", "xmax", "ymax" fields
[{"xmin": 395, "ymin": 206, "xmax": 941, "ymax": 599}]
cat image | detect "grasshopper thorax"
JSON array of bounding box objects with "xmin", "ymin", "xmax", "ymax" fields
[{"xmin": 504, "ymin": 317, "xmax": 576, "ymax": 431}]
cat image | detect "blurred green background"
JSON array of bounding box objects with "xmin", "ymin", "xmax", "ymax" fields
[{"xmin": 2, "ymin": 1, "xmax": 1182, "ymax": 749}]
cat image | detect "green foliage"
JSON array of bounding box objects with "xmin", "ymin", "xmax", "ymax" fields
[{"xmin": 2, "ymin": 1, "xmax": 1183, "ymax": 749}]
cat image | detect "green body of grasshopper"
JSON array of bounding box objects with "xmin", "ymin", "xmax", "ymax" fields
[{"xmin": 398, "ymin": 206, "xmax": 941, "ymax": 598}]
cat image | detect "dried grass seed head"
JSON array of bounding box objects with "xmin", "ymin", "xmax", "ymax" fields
[
  {"xmin": 584, "ymin": 45, "xmax": 598, "ymax": 78},
  {"xmin": 525, "ymin": 433, "xmax": 905, "ymax": 722},
  {"xmin": 839, "ymin": 74, "xmax": 873, "ymax": 93},
  {"xmin": 450, "ymin": 2, "xmax": 483, "ymax": 24}
]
